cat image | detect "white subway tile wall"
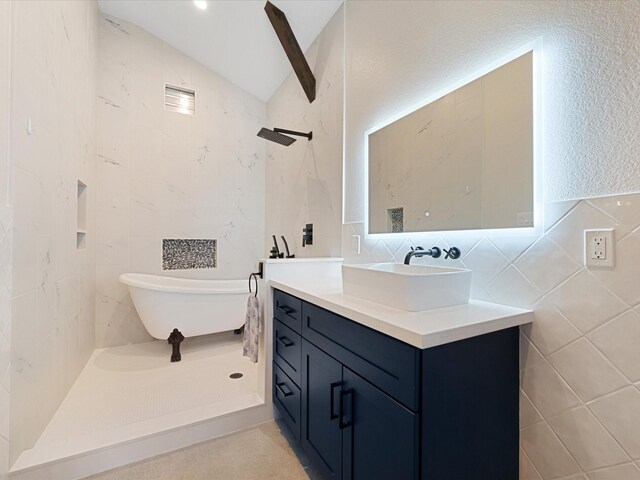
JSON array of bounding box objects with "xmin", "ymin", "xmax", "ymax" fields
[{"xmin": 343, "ymin": 192, "xmax": 640, "ymax": 479}]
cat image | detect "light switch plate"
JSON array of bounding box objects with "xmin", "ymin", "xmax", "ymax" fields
[
  {"xmin": 584, "ymin": 229, "xmax": 615, "ymax": 267},
  {"xmin": 352, "ymin": 235, "xmax": 361, "ymax": 255}
]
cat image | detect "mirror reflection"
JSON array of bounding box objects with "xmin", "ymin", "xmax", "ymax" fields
[{"xmin": 368, "ymin": 51, "xmax": 533, "ymax": 234}]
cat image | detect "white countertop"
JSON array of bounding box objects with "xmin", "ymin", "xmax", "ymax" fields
[{"xmin": 270, "ymin": 276, "xmax": 533, "ymax": 349}]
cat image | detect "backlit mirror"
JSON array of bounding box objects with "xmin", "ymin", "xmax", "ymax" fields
[{"xmin": 367, "ymin": 50, "xmax": 535, "ymax": 234}]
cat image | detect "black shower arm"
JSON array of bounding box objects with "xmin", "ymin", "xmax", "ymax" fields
[{"xmin": 273, "ymin": 128, "xmax": 312, "ymax": 141}]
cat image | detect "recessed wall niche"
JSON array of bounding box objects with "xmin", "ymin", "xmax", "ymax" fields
[{"xmin": 76, "ymin": 180, "xmax": 87, "ymax": 249}]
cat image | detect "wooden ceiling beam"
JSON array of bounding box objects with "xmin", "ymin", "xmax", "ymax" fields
[{"xmin": 264, "ymin": 1, "xmax": 316, "ymax": 103}]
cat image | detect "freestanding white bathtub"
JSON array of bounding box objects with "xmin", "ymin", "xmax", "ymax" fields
[{"xmin": 119, "ymin": 273, "xmax": 248, "ymax": 340}]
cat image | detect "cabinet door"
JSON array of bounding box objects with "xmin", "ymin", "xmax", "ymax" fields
[
  {"xmin": 302, "ymin": 339, "xmax": 343, "ymax": 479},
  {"xmin": 342, "ymin": 368, "xmax": 419, "ymax": 480}
]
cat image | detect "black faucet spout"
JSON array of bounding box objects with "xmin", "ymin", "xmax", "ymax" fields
[{"xmin": 404, "ymin": 246, "xmax": 441, "ymax": 264}]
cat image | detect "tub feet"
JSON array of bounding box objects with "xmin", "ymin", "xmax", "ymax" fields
[{"xmin": 168, "ymin": 328, "xmax": 185, "ymax": 362}]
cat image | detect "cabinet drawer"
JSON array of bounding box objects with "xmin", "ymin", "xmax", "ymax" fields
[
  {"xmin": 274, "ymin": 289, "xmax": 302, "ymax": 334},
  {"xmin": 273, "ymin": 363, "xmax": 301, "ymax": 441},
  {"xmin": 273, "ymin": 320, "xmax": 302, "ymax": 386},
  {"xmin": 302, "ymin": 302, "xmax": 420, "ymax": 411}
]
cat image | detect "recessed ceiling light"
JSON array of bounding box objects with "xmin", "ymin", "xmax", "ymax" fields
[{"xmin": 194, "ymin": 0, "xmax": 207, "ymax": 10}]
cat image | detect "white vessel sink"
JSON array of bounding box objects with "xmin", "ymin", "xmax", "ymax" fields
[{"xmin": 341, "ymin": 263, "xmax": 472, "ymax": 312}]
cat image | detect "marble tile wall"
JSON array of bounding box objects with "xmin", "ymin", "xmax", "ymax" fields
[
  {"xmin": 343, "ymin": 192, "xmax": 640, "ymax": 479},
  {"xmin": 265, "ymin": 6, "xmax": 343, "ymax": 259},
  {"xmin": 0, "ymin": 1, "xmax": 11, "ymax": 477},
  {"xmin": 0, "ymin": 206, "xmax": 11, "ymax": 480},
  {"xmin": 96, "ymin": 15, "xmax": 266, "ymax": 347},
  {"xmin": 8, "ymin": 0, "xmax": 99, "ymax": 466}
]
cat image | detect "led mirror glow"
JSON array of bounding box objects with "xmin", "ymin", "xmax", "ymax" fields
[
  {"xmin": 194, "ymin": 1, "xmax": 208, "ymax": 10},
  {"xmin": 364, "ymin": 39, "xmax": 543, "ymax": 239}
]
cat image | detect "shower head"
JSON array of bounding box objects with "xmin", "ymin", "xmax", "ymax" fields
[
  {"xmin": 257, "ymin": 127, "xmax": 312, "ymax": 146},
  {"xmin": 257, "ymin": 128, "xmax": 296, "ymax": 146}
]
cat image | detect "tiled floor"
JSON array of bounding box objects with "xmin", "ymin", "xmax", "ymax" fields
[{"xmin": 87, "ymin": 422, "xmax": 309, "ymax": 480}]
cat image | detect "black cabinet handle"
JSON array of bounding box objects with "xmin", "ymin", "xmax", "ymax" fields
[
  {"xmin": 330, "ymin": 381, "xmax": 341, "ymax": 420},
  {"xmin": 339, "ymin": 388, "xmax": 353, "ymax": 429},
  {"xmin": 276, "ymin": 381, "xmax": 294, "ymax": 398},
  {"xmin": 278, "ymin": 305, "xmax": 296, "ymax": 315},
  {"xmin": 277, "ymin": 335, "xmax": 294, "ymax": 347}
]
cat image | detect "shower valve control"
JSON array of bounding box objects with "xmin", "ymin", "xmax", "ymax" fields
[{"xmin": 302, "ymin": 224, "xmax": 313, "ymax": 247}]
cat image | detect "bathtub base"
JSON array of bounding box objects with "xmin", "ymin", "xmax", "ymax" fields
[{"xmin": 168, "ymin": 328, "xmax": 185, "ymax": 362}]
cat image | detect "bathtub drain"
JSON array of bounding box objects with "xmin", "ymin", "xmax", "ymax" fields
[{"xmin": 229, "ymin": 373, "xmax": 243, "ymax": 379}]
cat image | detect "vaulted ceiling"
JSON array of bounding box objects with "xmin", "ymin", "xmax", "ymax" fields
[{"xmin": 97, "ymin": 0, "xmax": 343, "ymax": 102}]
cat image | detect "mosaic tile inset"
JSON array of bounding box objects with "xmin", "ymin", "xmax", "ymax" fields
[
  {"xmin": 389, "ymin": 207, "xmax": 404, "ymax": 233},
  {"xmin": 162, "ymin": 239, "xmax": 217, "ymax": 270}
]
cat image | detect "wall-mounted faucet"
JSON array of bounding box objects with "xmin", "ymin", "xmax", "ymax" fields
[{"xmin": 404, "ymin": 246, "xmax": 441, "ymax": 264}]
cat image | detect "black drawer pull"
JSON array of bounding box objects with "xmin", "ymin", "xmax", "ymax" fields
[
  {"xmin": 278, "ymin": 305, "xmax": 296, "ymax": 315},
  {"xmin": 277, "ymin": 335, "xmax": 294, "ymax": 348},
  {"xmin": 276, "ymin": 381, "xmax": 294, "ymax": 398},
  {"xmin": 330, "ymin": 381, "xmax": 341, "ymax": 420},
  {"xmin": 340, "ymin": 389, "xmax": 353, "ymax": 429}
]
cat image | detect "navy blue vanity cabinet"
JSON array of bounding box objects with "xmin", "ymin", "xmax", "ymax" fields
[
  {"xmin": 301, "ymin": 340, "xmax": 343, "ymax": 478},
  {"xmin": 272, "ymin": 289, "xmax": 519, "ymax": 480},
  {"xmin": 421, "ymin": 326, "xmax": 519, "ymax": 479},
  {"xmin": 272, "ymin": 290, "xmax": 303, "ymax": 441},
  {"xmin": 273, "ymin": 363, "xmax": 302, "ymax": 441},
  {"xmin": 274, "ymin": 289, "xmax": 302, "ymax": 334},
  {"xmin": 301, "ymin": 339, "xmax": 419, "ymax": 480},
  {"xmin": 342, "ymin": 367, "xmax": 419, "ymax": 480},
  {"xmin": 274, "ymin": 319, "xmax": 302, "ymax": 386}
]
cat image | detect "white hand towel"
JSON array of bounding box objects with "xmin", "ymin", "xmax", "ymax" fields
[{"xmin": 243, "ymin": 294, "xmax": 261, "ymax": 363}]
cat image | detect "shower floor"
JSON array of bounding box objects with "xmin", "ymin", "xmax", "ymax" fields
[{"xmin": 12, "ymin": 332, "xmax": 263, "ymax": 473}]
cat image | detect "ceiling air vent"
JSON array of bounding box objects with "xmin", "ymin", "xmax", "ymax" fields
[{"xmin": 164, "ymin": 84, "xmax": 195, "ymax": 116}]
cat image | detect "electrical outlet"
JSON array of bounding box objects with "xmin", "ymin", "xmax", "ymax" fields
[
  {"xmin": 591, "ymin": 235, "xmax": 606, "ymax": 259},
  {"xmin": 584, "ymin": 229, "xmax": 615, "ymax": 267}
]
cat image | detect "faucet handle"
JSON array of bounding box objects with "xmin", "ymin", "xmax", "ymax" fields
[{"xmin": 443, "ymin": 247, "xmax": 461, "ymax": 259}]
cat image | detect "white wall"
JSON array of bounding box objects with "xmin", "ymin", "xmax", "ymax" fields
[
  {"xmin": 344, "ymin": 2, "xmax": 640, "ymax": 478},
  {"xmin": 345, "ymin": 0, "xmax": 640, "ymax": 224},
  {"xmin": 96, "ymin": 15, "xmax": 266, "ymax": 347},
  {"xmin": 265, "ymin": 6, "xmax": 343, "ymax": 259},
  {"xmin": 0, "ymin": 2, "xmax": 12, "ymax": 478},
  {"xmin": 8, "ymin": 0, "xmax": 98, "ymax": 465}
]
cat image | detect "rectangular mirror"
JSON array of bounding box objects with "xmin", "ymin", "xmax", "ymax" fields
[{"xmin": 367, "ymin": 49, "xmax": 537, "ymax": 234}]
